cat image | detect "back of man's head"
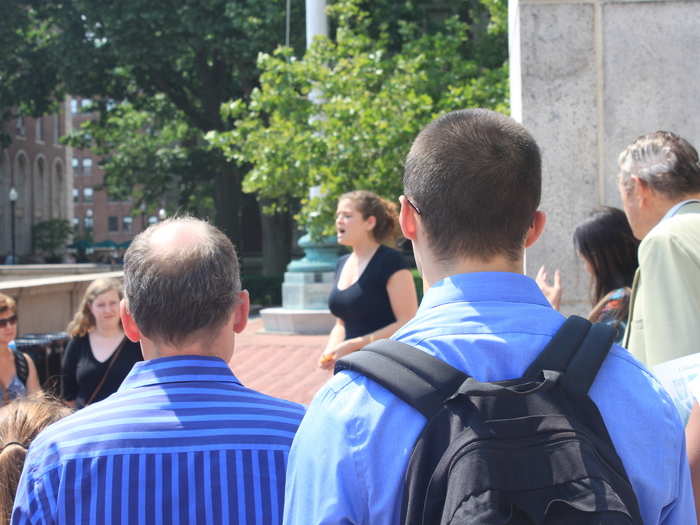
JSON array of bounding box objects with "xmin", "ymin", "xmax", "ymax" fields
[
  {"xmin": 123, "ymin": 216, "xmax": 241, "ymax": 347},
  {"xmin": 404, "ymin": 109, "xmax": 542, "ymax": 263},
  {"xmin": 618, "ymin": 130, "xmax": 700, "ymax": 199}
]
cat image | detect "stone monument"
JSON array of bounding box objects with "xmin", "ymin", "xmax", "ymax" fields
[
  {"xmin": 510, "ymin": 0, "xmax": 700, "ymax": 314},
  {"xmin": 260, "ymin": 234, "xmax": 337, "ymax": 334}
]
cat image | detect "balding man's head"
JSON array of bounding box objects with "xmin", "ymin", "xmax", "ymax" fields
[{"xmin": 123, "ymin": 216, "xmax": 241, "ymax": 347}]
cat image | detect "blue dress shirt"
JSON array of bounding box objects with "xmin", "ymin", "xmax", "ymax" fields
[
  {"xmin": 284, "ymin": 272, "xmax": 695, "ymax": 525},
  {"xmin": 13, "ymin": 355, "xmax": 305, "ymax": 525}
]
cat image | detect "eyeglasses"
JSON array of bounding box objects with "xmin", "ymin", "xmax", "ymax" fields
[
  {"xmin": 0, "ymin": 315, "xmax": 18, "ymax": 329},
  {"xmin": 405, "ymin": 196, "xmax": 422, "ymax": 216}
]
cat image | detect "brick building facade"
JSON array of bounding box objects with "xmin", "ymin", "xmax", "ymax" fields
[
  {"xmin": 70, "ymin": 97, "xmax": 148, "ymax": 253},
  {"xmin": 0, "ymin": 102, "xmax": 72, "ymax": 259}
]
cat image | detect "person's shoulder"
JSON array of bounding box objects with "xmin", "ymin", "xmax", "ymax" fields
[
  {"xmin": 377, "ymin": 244, "xmax": 403, "ymax": 259},
  {"xmin": 67, "ymin": 333, "xmax": 89, "ymax": 346},
  {"xmin": 22, "ymin": 408, "xmax": 84, "ymax": 478},
  {"xmin": 236, "ymin": 387, "xmax": 306, "ymax": 421},
  {"xmin": 376, "ymin": 244, "xmax": 409, "ymax": 270},
  {"xmin": 598, "ymin": 345, "xmax": 684, "ymax": 431},
  {"xmin": 644, "ymin": 211, "xmax": 700, "ymax": 244}
]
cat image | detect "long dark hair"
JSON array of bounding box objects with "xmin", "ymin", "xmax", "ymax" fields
[{"xmin": 573, "ymin": 207, "xmax": 639, "ymax": 305}]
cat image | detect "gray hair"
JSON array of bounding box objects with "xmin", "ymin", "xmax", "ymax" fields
[
  {"xmin": 618, "ymin": 131, "xmax": 700, "ymax": 199},
  {"xmin": 123, "ymin": 216, "xmax": 241, "ymax": 346}
]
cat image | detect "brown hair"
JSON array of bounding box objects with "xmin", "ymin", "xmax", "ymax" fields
[
  {"xmin": 0, "ymin": 295, "xmax": 15, "ymax": 316},
  {"xmin": 0, "ymin": 393, "xmax": 72, "ymax": 523},
  {"xmin": 404, "ymin": 109, "xmax": 541, "ymax": 262},
  {"xmin": 339, "ymin": 190, "xmax": 401, "ymax": 244},
  {"xmin": 618, "ymin": 131, "xmax": 700, "ymax": 199},
  {"xmin": 66, "ymin": 278, "xmax": 124, "ymax": 337},
  {"xmin": 123, "ymin": 216, "xmax": 241, "ymax": 347}
]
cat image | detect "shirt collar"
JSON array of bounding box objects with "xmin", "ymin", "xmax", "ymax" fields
[
  {"xmin": 662, "ymin": 199, "xmax": 700, "ymax": 221},
  {"xmin": 418, "ymin": 271, "xmax": 551, "ymax": 313},
  {"xmin": 119, "ymin": 355, "xmax": 242, "ymax": 391}
]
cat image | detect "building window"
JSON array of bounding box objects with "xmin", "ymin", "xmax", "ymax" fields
[
  {"xmin": 82, "ymin": 158, "xmax": 92, "ymax": 176},
  {"xmin": 108, "ymin": 216, "xmax": 119, "ymax": 232},
  {"xmin": 122, "ymin": 216, "xmax": 133, "ymax": 232},
  {"xmin": 36, "ymin": 118, "xmax": 44, "ymax": 142},
  {"xmin": 148, "ymin": 216, "xmax": 158, "ymax": 225},
  {"xmin": 16, "ymin": 117, "xmax": 25, "ymax": 137},
  {"xmin": 72, "ymin": 217, "xmax": 80, "ymax": 233},
  {"xmin": 84, "ymin": 216, "xmax": 94, "ymax": 230},
  {"xmin": 83, "ymin": 187, "xmax": 93, "ymax": 203},
  {"xmin": 73, "ymin": 188, "xmax": 80, "ymax": 203},
  {"xmin": 70, "ymin": 99, "xmax": 79, "ymax": 114},
  {"xmin": 72, "ymin": 157, "xmax": 81, "ymax": 175},
  {"xmin": 53, "ymin": 115, "xmax": 59, "ymax": 144},
  {"xmin": 81, "ymin": 98, "xmax": 92, "ymax": 111}
]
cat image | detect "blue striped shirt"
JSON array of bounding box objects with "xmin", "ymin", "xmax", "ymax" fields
[{"xmin": 12, "ymin": 355, "xmax": 305, "ymax": 525}]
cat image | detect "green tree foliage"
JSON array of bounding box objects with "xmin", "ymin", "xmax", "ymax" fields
[
  {"xmin": 209, "ymin": 0, "xmax": 508, "ymax": 238},
  {"xmin": 1, "ymin": 0, "xmax": 306, "ymax": 238},
  {"xmin": 67, "ymin": 95, "xmax": 217, "ymax": 217},
  {"xmin": 32, "ymin": 219, "xmax": 72, "ymax": 261}
]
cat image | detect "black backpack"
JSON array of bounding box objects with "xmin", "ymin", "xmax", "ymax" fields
[{"xmin": 335, "ymin": 316, "xmax": 644, "ymax": 525}]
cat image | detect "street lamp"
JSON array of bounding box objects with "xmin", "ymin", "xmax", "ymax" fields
[
  {"xmin": 158, "ymin": 208, "xmax": 167, "ymax": 221},
  {"xmin": 8, "ymin": 187, "xmax": 17, "ymax": 265}
]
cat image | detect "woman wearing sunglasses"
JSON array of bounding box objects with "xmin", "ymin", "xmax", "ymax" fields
[{"xmin": 0, "ymin": 294, "xmax": 40, "ymax": 404}]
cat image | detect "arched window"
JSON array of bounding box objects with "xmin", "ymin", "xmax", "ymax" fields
[
  {"xmin": 34, "ymin": 157, "xmax": 47, "ymax": 222},
  {"xmin": 14, "ymin": 152, "xmax": 30, "ymax": 254},
  {"xmin": 52, "ymin": 160, "xmax": 65, "ymax": 219}
]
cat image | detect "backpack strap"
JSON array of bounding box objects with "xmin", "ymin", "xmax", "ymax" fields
[
  {"xmin": 12, "ymin": 349, "xmax": 29, "ymax": 386},
  {"xmin": 335, "ymin": 339, "xmax": 468, "ymax": 419},
  {"xmin": 561, "ymin": 321, "xmax": 616, "ymax": 397},
  {"xmin": 523, "ymin": 315, "xmax": 591, "ymax": 376}
]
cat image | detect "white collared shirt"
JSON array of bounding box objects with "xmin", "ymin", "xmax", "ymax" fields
[{"xmin": 662, "ymin": 199, "xmax": 700, "ymax": 221}]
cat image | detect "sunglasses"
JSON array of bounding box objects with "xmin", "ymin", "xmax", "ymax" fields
[{"xmin": 0, "ymin": 315, "xmax": 18, "ymax": 329}]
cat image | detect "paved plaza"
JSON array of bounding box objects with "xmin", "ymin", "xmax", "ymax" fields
[{"xmin": 230, "ymin": 317, "xmax": 330, "ymax": 406}]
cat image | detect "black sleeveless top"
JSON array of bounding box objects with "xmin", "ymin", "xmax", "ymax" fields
[{"xmin": 328, "ymin": 245, "xmax": 409, "ymax": 339}]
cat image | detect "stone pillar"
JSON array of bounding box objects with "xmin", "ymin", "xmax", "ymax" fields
[
  {"xmin": 305, "ymin": 0, "xmax": 328, "ymax": 47},
  {"xmin": 510, "ymin": 0, "xmax": 700, "ymax": 314},
  {"xmin": 259, "ymin": 0, "xmax": 337, "ymax": 335}
]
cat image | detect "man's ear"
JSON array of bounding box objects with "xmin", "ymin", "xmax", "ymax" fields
[
  {"xmin": 399, "ymin": 195, "xmax": 418, "ymax": 241},
  {"xmin": 525, "ymin": 210, "xmax": 546, "ymax": 248},
  {"xmin": 233, "ymin": 290, "xmax": 250, "ymax": 334},
  {"xmin": 630, "ymin": 175, "xmax": 652, "ymax": 206},
  {"xmin": 120, "ymin": 299, "xmax": 141, "ymax": 342}
]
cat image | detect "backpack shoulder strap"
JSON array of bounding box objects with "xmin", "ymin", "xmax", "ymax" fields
[
  {"xmin": 13, "ymin": 349, "xmax": 29, "ymax": 386},
  {"xmin": 524, "ymin": 315, "xmax": 591, "ymax": 376},
  {"xmin": 562, "ymin": 321, "xmax": 616, "ymax": 396},
  {"xmin": 335, "ymin": 339, "xmax": 468, "ymax": 419}
]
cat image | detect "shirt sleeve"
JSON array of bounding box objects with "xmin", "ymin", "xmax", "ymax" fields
[
  {"xmin": 61, "ymin": 337, "xmax": 81, "ymax": 402},
  {"xmin": 283, "ymin": 382, "xmax": 369, "ymax": 525},
  {"xmin": 11, "ymin": 462, "xmax": 56, "ymax": 525},
  {"xmin": 378, "ymin": 248, "xmax": 409, "ymax": 283},
  {"xmin": 659, "ymin": 433, "xmax": 697, "ymax": 524}
]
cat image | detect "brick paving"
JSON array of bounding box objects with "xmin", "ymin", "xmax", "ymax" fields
[{"xmin": 229, "ymin": 317, "xmax": 332, "ymax": 406}]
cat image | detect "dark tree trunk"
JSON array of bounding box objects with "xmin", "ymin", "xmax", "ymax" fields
[
  {"xmin": 213, "ymin": 169, "xmax": 242, "ymax": 245},
  {"xmin": 261, "ymin": 207, "xmax": 293, "ymax": 276}
]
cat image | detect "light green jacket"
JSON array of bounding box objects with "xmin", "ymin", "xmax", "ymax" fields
[{"xmin": 624, "ymin": 201, "xmax": 700, "ymax": 366}]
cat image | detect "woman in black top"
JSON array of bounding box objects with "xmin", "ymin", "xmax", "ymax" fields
[
  {"xmin": 320, "ymin": 191, "xmax": 418, "ymax": 369},
  {"xmin": 62, "ymin": 278, "xmax": 142, "ymax": 408}
]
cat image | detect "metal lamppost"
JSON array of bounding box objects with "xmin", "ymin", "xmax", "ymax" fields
[{"xmin": 8, "ymin": 187, "xmax": 17, "ymax": 265}]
